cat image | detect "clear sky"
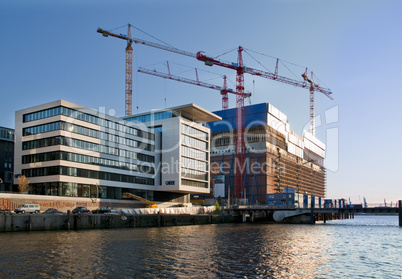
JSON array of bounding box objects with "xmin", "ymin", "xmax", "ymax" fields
[{"xmin": 1, "ymin": 0, "xmax": 401, "ymax": 204}]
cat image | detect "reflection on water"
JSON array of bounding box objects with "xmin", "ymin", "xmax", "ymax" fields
[{"xmin": 0, "ymin": 215, "xmax": 400, "ymax": 278}]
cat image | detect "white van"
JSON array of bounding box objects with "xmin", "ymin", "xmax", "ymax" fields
[{"xmin": 14, "ymin": 204, "xmax": 40, "ymax": 214}]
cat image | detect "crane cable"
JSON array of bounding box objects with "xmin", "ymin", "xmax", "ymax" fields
[
  {"xmin": 243, "ymin": 49, "xmax": 273, "ymax": 74},
  {"xmin": 108, "ymin": 23, "xmax": 177, "ymax": 49}
]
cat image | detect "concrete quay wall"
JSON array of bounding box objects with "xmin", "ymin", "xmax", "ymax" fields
[{"xmin": 0, "ymin": 213, "xmax": 235, "ymax": 232}]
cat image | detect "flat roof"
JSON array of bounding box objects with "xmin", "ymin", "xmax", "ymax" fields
[{"xmin": 124, "ymin": 103, "xmax": 222, "ymax": 123}]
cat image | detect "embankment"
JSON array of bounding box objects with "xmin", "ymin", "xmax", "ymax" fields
[{"xmin": 0, "ymin": 212, "xmax": 237, "ymax": 232}]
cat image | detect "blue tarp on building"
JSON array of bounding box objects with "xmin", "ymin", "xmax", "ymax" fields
[{"xmin": 206, "ymin": 103, "xmax": 269, "ymax": 133}]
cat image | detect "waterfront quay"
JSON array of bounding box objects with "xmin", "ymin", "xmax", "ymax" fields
[
  {"xmin": 1, "ymin": 201, "xmax": 401, "ymax": 232},
  {"xmin": 0, "ymin": 211, "xmax": 232, "ymax": 232}
]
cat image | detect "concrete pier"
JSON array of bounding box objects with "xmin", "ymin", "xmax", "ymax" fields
[{"xmin": 0, "ymin": 213, "xmax": 232, "ymax": 232}]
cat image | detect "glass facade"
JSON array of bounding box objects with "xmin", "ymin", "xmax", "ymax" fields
[
  {"xmin": 23, "ymin": 106, "xmax": 155, "ymax": 140},
  {"xmin": 22, "ymin": 136, "xmax": 155, "ymax": 163},
  {"xmin": 0, "ymin": 127, "xmax": 14, "ymax": 141},
  {"xmin": 22, "ymin": 166, "xmax": 154, "ymax": 185},
  {"xmin": 181, "ymin": 168, "xmax": 208, "ymax": 181},
  {"xmin": 23, "ymin": 121, "xmax": 154, "ymax": 151},
  {"xmin": 181, "ymin": 135, "xmax": 208, "ymax": 150},
  {"xmin": 181, "ymin": 146, "xmax": 207, "ymax": 160},
  {"xmin": 124, "ymin": 111, "xmax": 173, "ymax": 123},
  {"xmin": 181, "ymin": 124, "xmax": 208, "ymax": 140},
  {"xmin": 17, "ymin": 102, "xmax": 213, "ymax": 199},
  {"xmin": 28, "ymin": 182, "xmax": 155, "ymax": 200},
  {"xmin": 28, "ymin": 182, "xmax": 108, "ymax": 198},
  {"xmin": 181, "ymin": 157, "xmax": 208, "ymax": 171},
  {"xmin": 22, "ymin": 151, "xmax": 154, "ymax": 174},
  {"xmin": 181, "ymin": 179, "xmax": 207, "ymax": 188},
  {"xmin": 180, "ymin": 123, "xmax": 209, "ymax": 189}
]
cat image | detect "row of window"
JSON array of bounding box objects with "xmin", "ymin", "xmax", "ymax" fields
[
  {"xmin": 29, "ymin": 182, "xmax": 106, "ymax": 198},
  {"xmin": 182, "ymin": 157, "xmax": 208, "ymax": 172},
  {"xmin": 0, "ymin": 128, "xmax": 14, "ymax": 141},
  {"xmin": 4, "ymin": 163, "xmax": 12, "ymax": 171},
  {"xmin": 22, "ymin": 166, "xmax": 155, "ymax": 185},
  {"xmin": 211, "ymin": 133, "xmax": 287, "ymax": 150},
  {"xmin": 181, "ymin": 146, "xmax": 208, "ymax": 161},
  {"xmin": 22, "ymin": 151, "xmax": 154, "ymax": 174},
  {"xmin": 181, "ymin": 135, "xmax": 208, "ymax": 151},
  {"xmin": 23, "ymin": 121, "xmax": 154, "ymax": 152},
  {"xmin": 125, "ymin": 111, "xmax": 173, "ymax": 123},
  {"xmin": 28, "ymin": 182, "xmax": 153, "ymax": 199},
  {"xmin": 22, "ymin": 136, "xmax": 155, "ymax": 163},
  {"xmin": 23, "ymin": 106, "xmax": 155, "ymax": 140},
  {"xmin": 181, "ymin": 167, "xmax": 208, "ymax": 181},
  {"xmin": 181, "ymin": 124, "xmax": 208, "ymax": 141},
  {"xmin": 181, "ymin": 179, "xmax": 207, "ymax": 188}
]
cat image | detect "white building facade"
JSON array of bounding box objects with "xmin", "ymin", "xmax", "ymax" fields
[{"xmin": 14, "ymin": 100, "xmax": 220, "ymax": 203}]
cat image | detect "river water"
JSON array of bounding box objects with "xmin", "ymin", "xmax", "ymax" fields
[{"xmin": 0, "ymin": 215, "xmax": 400, "ymax": 278}]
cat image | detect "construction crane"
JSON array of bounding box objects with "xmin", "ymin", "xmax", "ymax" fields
[
  {"xmin": 196, "ymin": 47, "xmax": 333, "ymax": 199},
  {"xmin": 98, "ymin": 25, "xmax": 333, "ymax": 200},
  {"xmin": 196, "ymin": 49, "xmax": 333, "ymax": 135},
  {"xmin": 137, "ymin": 64, "xmax": 251, "ymax": 110},
  {"xmin": 97, "ymin": 25, "xmax": 196, "ymax": 116},
  {"xmin": 122, "ymin": 192, "xmax": 158, "ymax": 208}
]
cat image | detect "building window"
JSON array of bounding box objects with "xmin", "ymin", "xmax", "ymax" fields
[
  {"xmin": 22, "ymin": 167, "xmax": 154, "ymax": 186},
  {"xmin": 181, "ymin": 124, "xmax": 208, "ymax": 141},
  {"xmin": 22, "ymin": 122, "xmax": 155, "ymax": 152},
  {"xmin": 22, "ymin": 151, "xmax": 155, "ymax": 174},
  {"xmin": 181, "ymin": 135, "xmax": 208, "ymax": 150},
  {"xmin": 22, "ymin": 106, "xmax": 154, "ymax": 140},
  {"xmin": 181, "ymin": 179, "xmax": 207, "ymax": 188}
]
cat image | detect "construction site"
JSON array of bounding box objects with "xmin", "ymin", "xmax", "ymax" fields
[
  {"xmin": 95, "ymin": 24, "xmax": 332, "ymax": 207},
  {"xmin": 6, "ymin": 24, "xmax": 333, "ymax": 212}
]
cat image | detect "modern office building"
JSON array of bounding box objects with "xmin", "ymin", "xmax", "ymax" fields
[
  {"xmin": 123, "ymin": 104, "xmax": 220, "ymax": 201},
  {"xmin": 0, "ymin": 126, "xmax": 14, "ymax": 192},
  {"xmin": 205, "ymin": 103, "xmax": 326, "ymax": 206},
  {"xmin": 14, "ymin": 100, "xmax": 220, "ymax": 203}
]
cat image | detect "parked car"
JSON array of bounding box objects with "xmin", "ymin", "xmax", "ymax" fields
[
  {"xmin": 42, "ymin": 208, "xmax": 64, "ymax": 215},
  {"xmin": 14, "ymin": 204, "xmax": 40, "ymax": 214},
  {"xmin": 72, "ymin": 207, "xmax": 90, "ymax": 214},
  {"xmin": 91, "ymin": 207, "xmax": 111, "ymax": 214},
  {"xmin": 0, "ymin": 209, "xmax": 11, "ymax": 214}
]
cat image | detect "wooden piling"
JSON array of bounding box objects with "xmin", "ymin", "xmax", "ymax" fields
[{"xmin": 399, "ymin": 200, "xmax": 402, "ymax": 227}]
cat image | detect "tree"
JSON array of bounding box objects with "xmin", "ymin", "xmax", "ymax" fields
[{"xmin": 18, "ymin": 175, "xmax": 30, "ymax": 193}]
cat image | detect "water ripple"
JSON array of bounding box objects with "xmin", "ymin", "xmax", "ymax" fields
[{"xmin": 0, "ymin": 215, "xmax": 400, "ymax": 278}]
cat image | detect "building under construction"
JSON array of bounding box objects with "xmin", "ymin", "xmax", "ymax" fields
[{"xmin": 199, "ymin": 103, "xmax": 326, "ymax": 207}]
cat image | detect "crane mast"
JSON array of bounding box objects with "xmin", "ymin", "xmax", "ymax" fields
[
  {"xmin": 97, "ymin": 25, "xmax": 196, "ymax": 116},
  {"xmin": 302, "ymin": 70, "xmax": 317, "ymax": 135},
  {"xmin": 222, "ymin": 75, "xmax": 229, "ymax": 110},
  {"xmin": 125, "ymin": 25, "xmax": 133, "ymax": 116},
  {"xmin": 235, "ymin": 46, "xmax": 246, "ymax": 199}
]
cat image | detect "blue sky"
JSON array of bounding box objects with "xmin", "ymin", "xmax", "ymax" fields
[{"xmin": 1, "ymin": 0, "xmax": 401, "ymax": 204}]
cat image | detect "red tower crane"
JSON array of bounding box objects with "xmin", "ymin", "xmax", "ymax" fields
[
  {"xmin": 97, "ymin": 26, "xmax": 333, "ymax": 200},
  {"xmin": 137, "ymin": 64, "xmax": 251, "ymax": 110},
  {"xmin": 196, "ymin": 48, "xmax": 333, "ymax": 199}
]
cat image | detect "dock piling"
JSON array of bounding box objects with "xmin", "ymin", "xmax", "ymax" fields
[{"xmin": 399, "ymin": 200, "xmax": 401, "ymax": 227}]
